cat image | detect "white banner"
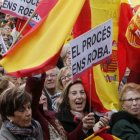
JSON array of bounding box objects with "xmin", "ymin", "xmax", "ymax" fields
[
  {"xmin": 69, "ymin": 19, "xmax": 112, "ymax": 79},
  {"xmin": 0, "ymin": 0, "xmax": 41, "ymax": 23}
]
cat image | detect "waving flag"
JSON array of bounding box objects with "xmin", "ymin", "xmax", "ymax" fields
[
  {"xmin": 118, "ymin": 0, "xmax": 133, "ymax": 81},
  {"xmin": 85, "ymin": 0, "xmax": 121, "ymax": 113},
  {"xmin": 84, "ymin": 127, "xmax": 120, "ymax": 140},
  {"xmin": 125, "ymin": 4, "xmax": 140, "ymax": 84},
  {"xmin": 0, "ymin": 0, "xmax": 85, "ymax": 77},
  {"xmin": 14, "ymin": 0, "xmax": 58, "ymax": 37},
  {"xmin": 73, "ymin": 0, "xmax": 108, "ymax": 112},
  {"xmin": 72, "ymin": 0, "xmax": 122, "ymax": 113},
  {"xmin": 125, "ymin": 6, "xmax": 140, "ymax": 72}
]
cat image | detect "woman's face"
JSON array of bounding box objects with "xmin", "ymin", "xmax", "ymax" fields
[
  {"xmin": 61, "ymin": 68, "xmax": 72, "ymax": 87},
  {"xmin": 68, "ymin": 83, "xmax": 86, "ymax": 113},
  {"xmin": 121, "ymin": 91, "xmax": 140, "ymax": 116},
  {"xmin": 9, "ymin": 102, "xmax": 32, "ymax": 127},
  {"xmin": 3, "ymin": 25, "xmax": 11, "ymax": 35}
]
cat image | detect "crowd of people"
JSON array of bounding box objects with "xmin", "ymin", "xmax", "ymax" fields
[
  {"xmin": 0, "ymin": 13, "xmax": 17, "ymax": 52},
  {"xmin": 0, "ymin": 9, "xmax": 139, "ymax": 140}
]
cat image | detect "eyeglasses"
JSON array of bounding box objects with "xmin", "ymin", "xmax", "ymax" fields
[
  {"xmin": 61, "ymin": 74, "xmax": 71, "ymax": 81},
  {"xmin": 121, "ymin": 97, "xmax": 140, "ymax": 104}
]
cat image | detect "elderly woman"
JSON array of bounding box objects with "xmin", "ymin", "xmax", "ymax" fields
[
  {"xmin": 110, "ymin": 83, "xmax": 140, "ymax": 139},
  {"xmin": 0, "ymin": 86, "xmax": 43, "ymax": 140},
  {"xmin": 56, "ymin": 80, "xmax": 109, "ymax": 139}
]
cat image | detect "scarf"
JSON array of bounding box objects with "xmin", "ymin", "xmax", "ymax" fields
[
  {"xmin": 48, "ymin": 121, "xmax": 67, "ymax": 140},
  {"xmin": 70, "ymin": 110, "xmax": 87, "ymax": 123},
  {"xmin": 4, "ymin": 119, "xmax": 39, "ymax": 140}
]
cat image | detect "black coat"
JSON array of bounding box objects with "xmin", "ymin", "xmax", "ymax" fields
[
  {"xmin": 56, "ymin": 111, "xmax": 80, "ymax": 132},
  {"xmin": 109, "ymin": 111, "xmax": 140, "ymax": 140}
]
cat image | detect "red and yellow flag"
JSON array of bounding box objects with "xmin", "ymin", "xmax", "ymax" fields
[
  {"xmin": 118, "ymin": 0, "xmax": 133, "ymax": 80},
  {"xmin": 84, "ymin": 133, "xmax": 120, "ymax": 140},
  {"xmin": 15, "ymin": 0, "xmax": 58, "ymax": 36},
  {"xmin": 87, "ymin": 0, "xmax": 122, "ymax": 113},
  {"xmin": 73, "ymin": 0, "xmax": 123, "ymax": 113},
  {"xmin": 0, "ymin": 0, "xmax": 85, "ymax": 77},
  {"xmin": 125, "ymin": 5, "xmax": 140, "ymax": 73},
  {"xmin": 84, "ymin": 127, "xmax": 120, "ymax": 140}
]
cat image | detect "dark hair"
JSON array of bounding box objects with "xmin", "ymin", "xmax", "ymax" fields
[
  {"xmin": 58, "ymin": 80, "xmax": 89, "ymax": 114},
  {"xmin": 0, "ymin": 86, "xmax": 32, "ymax": 121}
]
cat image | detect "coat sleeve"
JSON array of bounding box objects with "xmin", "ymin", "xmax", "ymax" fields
[
  {"xmin": 25, "ymin": 73, "xmax": 46, "ymax": 116},
  {"xmin": 25, "ymin": 74, "xmax": 51, "ymax": 140},
  {"xmin": 67, "ymin": 123, "xmax": 88, "ymax": 140},
  {"xmin": 111, "ymin": 119, "xmax": 140, "ymax": 140}
]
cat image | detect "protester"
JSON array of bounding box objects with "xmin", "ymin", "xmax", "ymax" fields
[
  {"xmin": 1, "ymin": 22, "xmax": 13, "ymax": 49},
  {"xmin": 56, "ymin": 66, "xmax": 72, "ymax": 92},
  {"xmin": 43, "ymin": 67, "xmax": 61, "ymax": 111},
  {"xmin": 1, "ymin": 29, "xmax": 12, "ymax": 49},
  {"xmin": 0, "ymin": 75, "xmax": 15, "ymax": 128},
  {"xmin": 56, "ymin": 80, "xmax": 110, "ymax": 137},
  {"xmin": 4, "ymin": 14, "xmax": 17, "ymax": 29},
  {"xmin": 0, "ymin": 86, "xmax": 43, "ymax": 140},
  {"xmin": 109, "ymin": 83, "xmax": 140, "ymax": 139},
  {"xmin": 26, "ymin": 73, "xmax": 96, "ymax": 140},
  {"xmin": 0, "ymin": 75, "xmax": 15, "ymax": 93},
  {"xmin": 54, "ymin": 66, "xmax": 72, "ymax": 111}
]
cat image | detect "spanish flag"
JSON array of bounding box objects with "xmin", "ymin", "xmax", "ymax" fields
[
  {"xmin": 73, "ymin": 0, "xmax": 122, "ymax": 113},
  {"xmin": 15, "ymin": 0, "xmax": 58, "ymax": 36},
  {"xmin": 0, "ymin": 0, "xmax": 85, "ymax": 77},
  {"xmin": 87, "ymin": 0, "xmax": 121, "ymax": 113},
  {"xmin": 125, "ymin": 5, "xmax": 140, "ymax": 73},
  {"xmin": 84, "ymin": 133, "xmax": 120, "ymax": 140},
  {"xmin": 84, "ymin": 127, "xmax": 120, "ymax": 140},
  {"xmin": 73, "ymin": 0, "xmax": 108, "ymax": 112},
  {"xmin": 118, "ymin": 0, "xmax": 133, "ymax": 81}
]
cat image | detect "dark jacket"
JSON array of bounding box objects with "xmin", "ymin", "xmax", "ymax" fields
[
  {"xmin": 56, "ymin": 110, "xmax": 94, "ymax": 140},
  {"xmin": 25, "ymin": 74, "xmax": 87, "ymax": 140},
  {"xmin": 56, "ymin": 111, "xmax": 81, "ymax": 133},
  {"xmin": 109, "ymin": 111, "xmax": 140, "ymax": 140}
]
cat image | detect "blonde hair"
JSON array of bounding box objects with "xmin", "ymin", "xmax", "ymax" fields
[
  {"xmin": 120, "ymin": 82, "xmax": 140, "ymax": 101},
  {"xmin": 56, "ymin": 66, "xmax": 71, "ymax": 92}
]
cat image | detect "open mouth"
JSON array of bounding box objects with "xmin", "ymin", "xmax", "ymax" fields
[{"xmin": 75, "ymin": 102, "xmax": 83, "ymax": 108}]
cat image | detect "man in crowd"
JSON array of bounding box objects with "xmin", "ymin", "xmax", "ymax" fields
[{"xmin": 43, "ymin": 67, "xmax": 61, "ymax": 111}]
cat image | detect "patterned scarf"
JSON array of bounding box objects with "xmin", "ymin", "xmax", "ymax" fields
[
  {"xmin": 48, "ymin": 120, "xmax": 67, "ymax": 140},
  {"xmin": 4, "ymin": 119, "xmax": 39, "ymax": 140}
]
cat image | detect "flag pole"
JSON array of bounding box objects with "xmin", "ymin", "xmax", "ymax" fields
[
  {"xmin": 11, "ymin": 11, "xmax": 36, "ymax": 46},
  {"xmin": 89, "ymin": 67, "xmax": 92, "ymax": 112}
]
